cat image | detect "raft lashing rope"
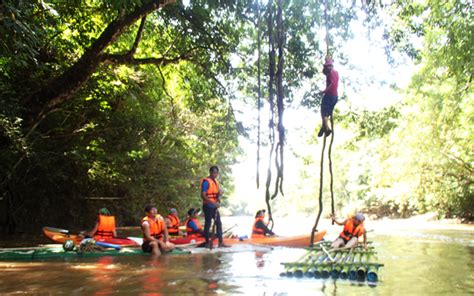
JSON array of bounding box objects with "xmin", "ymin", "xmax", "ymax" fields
[{"xmin": 280, "ymin": 241, "xmax": 384, "ymax": 286}]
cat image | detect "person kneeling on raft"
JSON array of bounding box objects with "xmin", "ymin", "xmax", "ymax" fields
[
  {"xmin": 251, "ymin": 209, "xmax": 276, "ymax": 238},
  {"xmin": 141, "ymin": 204, "xmax": 175, "ymax": 257},
  {"xmin": 331, "ymin": 212, "xmax": 367, "ymax": 249}
]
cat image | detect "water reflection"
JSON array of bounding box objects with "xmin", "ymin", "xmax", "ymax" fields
[{"xmin": 0, "ymin": 228, "xmax": 473, "ymax": 295}]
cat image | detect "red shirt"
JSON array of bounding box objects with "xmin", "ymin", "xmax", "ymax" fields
[{"xmin": 324, "ymin": 70, "xmax": 339, "ymax": 96}]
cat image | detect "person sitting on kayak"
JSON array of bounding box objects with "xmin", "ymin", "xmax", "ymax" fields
[
  {"xmin": 251, "ymin": 209, "xmax": 275, "ymax": 238},
  {"xmin": 141, "ymin": 204, "xmax": 174, "ymax": 256},
  {"xmin": 86, "ymin": 208, "xmax": 117, "ymax": 239},
  {"xmin": 331, "ymin": 212, "xmax": 367, "ymax": 249},
  {"xmin": 185, "ymin": 208, "xmax": 204, "ymax": 238},
  {"xmin": 165, "ymin": 208, "xmax": 182, "ymax": 236}
]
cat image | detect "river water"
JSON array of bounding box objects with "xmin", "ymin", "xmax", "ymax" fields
[{"xmin": 0, "ymin": 217, "xmax": 473, "ymax": 295}]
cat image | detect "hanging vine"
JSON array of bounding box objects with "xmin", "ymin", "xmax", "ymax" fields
[
  {"xmin": 310, "ymin": 0, "xmax": 337, "ymax": 243},
  {"xmin": 271, "ymin": 0, "xmax": 285, "ymax": 200},
  {"xmin": 264, "ymin": 0, "xmax": 276, "ymax": 230},
  {"xmin": 311, "ymin": 135, "xmax": 327, "ymax": 245}
]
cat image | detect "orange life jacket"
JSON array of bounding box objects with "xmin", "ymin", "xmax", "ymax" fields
[
  {"xmin": 200, "ymin": 177, "xmax": 219, "ymax": 204},
  {"xmin": 142, "ymin": 215, "xmax": 165, "ymax": 242},
  {"xmin": 185, "ymin": 217, "xmax": 203, "ymax": 237},
  {"xmin": 251, "ymin": 217, "xmax": 266, "ymax": 238},
  {"xmin": 339, "ymin": 219, "xmax": 364, "ymax": 241},
  {"xmin": 94, "ymin": 215, "xmax": 116, "ymax": 239},
  {"xmin": 167, "ymin": 214, "xmax": 180, "ymax": 235}
]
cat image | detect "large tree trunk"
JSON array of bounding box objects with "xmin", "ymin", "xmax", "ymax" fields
[{"xmin": 25, "ymin": 0, "xmax": 175, "ymax": 126}]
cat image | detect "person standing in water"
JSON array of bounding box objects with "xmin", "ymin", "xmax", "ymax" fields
[{"xmin": 200, "ymin": 166, "xmax": 230, "ymax": 248}]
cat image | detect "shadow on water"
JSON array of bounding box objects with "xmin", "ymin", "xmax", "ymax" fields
[{"xmin": 0, "ymin": 228, "xmax": 473, "ymax": 295}]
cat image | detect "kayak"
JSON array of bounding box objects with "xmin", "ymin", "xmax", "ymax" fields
[
  {"xmin": 42, "ymin": 227, "xmax": 139, "ymax": 247},
  {"xmin": 0, "ymin": 246, "xmax": 190, "ymax": 261},
  {"xmin": 167, "ymin": 230, "xmax": 327, "ymax": 248},
  {"xmin": 235, "ymin": 231, "xmax": 327, "ymax": 248},
  {"xmin": 44, "ymin": 226, "xmax": 326, "ymax": 248}
]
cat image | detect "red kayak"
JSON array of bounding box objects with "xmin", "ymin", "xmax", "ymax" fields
[{"xmin": 42, "ymin": 227, "xmax": 140, "ymax": 247}]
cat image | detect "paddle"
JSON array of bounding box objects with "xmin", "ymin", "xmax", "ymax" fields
[
  {"xmin": 222, "ymin": 224, "xmax": 237, "ymax": 236},
  {"xmin": 95, "ymin": 241, "xmax": 121, "ymax": 250},
  {"xmin": 43, "ymin": 226, "xmax": 73, "ymax": 235}
]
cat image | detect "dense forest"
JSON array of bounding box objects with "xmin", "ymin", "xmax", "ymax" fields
[{"xmin": 0, "ymin": 0, "xmax": 472, "ymax": 234}]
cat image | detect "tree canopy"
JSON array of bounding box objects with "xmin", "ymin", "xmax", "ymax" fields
[{"xmin": 0, "ymin": 0, "xmax": 471, "ymax": 233}]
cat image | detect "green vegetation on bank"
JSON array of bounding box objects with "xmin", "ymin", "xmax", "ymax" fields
[{"xmin": 0, "ymin": 0, "xmax": 471, "ymax": 233}]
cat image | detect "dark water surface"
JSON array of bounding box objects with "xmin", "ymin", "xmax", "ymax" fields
[{"xmin": 0, "ymin": 224, "xmax": 473, "ymax": 295}]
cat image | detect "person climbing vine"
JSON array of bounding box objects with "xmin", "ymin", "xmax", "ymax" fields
[{"xmin": 317, "ymin": 57, "xmax": 339, "ymax": 137}]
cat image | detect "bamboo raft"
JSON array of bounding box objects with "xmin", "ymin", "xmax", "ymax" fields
[{"xmin": 280, "ymin": 241, "xmax": 383, "ymax": 284}]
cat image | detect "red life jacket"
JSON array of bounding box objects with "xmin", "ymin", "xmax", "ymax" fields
[
  {"xmin": 94, "ymin": 215, "xmax": 115, "ymax": 239},
  {"xmin": 251, "ymin": 217, "xmax": 266, "ymax": 238},
  {"xmin": 185, "ymin": 217, "xmax": 203, "ymax": 238},
  {"xmin": 142, "ymin": 215, "xmax": 165, "ymax": 242},
  {"xmin": 339, "ymin": 219, "xmax": 364, "ymax": 241},
  {"xmin": 200, "ymin": 177, "xmax": 219, "ymax": 204},
  {"xmin": 167, "ymin": 214, "xmax": 180, "ymax": 235}
]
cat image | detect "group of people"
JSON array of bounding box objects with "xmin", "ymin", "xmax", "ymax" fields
[
  {"xmin": 86, "ymin": 166, "xmax": 367, "ymax": 257},
  {"xmin": 86, "ymin": 60, "xmax": 366, "ymax": 254},
  {"xmin": 86, "ymin": 166, "xmax": 233, "ymax": 256}
]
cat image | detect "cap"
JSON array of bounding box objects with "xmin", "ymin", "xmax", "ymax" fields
[
  {"xmin": 188, "ymin": 208, "xmax": 201, "ymax": 216},
  {"xmin": 99, "ymin": 208, "xmax": 110, "ymax": 215},
  {"xmin": 187, "ymin": 208, "xmax": 195, "ymax": 216},
  {"xmin": 170, "ymin": 208, "xmax": 177, "ymax": 213},
  {"xmin": 323, "ymin": 57, "xmax": 333, "ymax": 66},
  {"xmin": 354, "ymin": 213, "xmax": 365, "ymax": 222},
  {"xmin": 255, "ymin": 210, "xmax": 262, "ymax": 218}
]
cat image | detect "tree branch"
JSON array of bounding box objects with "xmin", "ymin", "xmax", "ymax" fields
[
  {"xmin": 26, "ymin": 0, "xmax": 176, "ymax": 126},
  {"xmin": 128, "ymin": 16, "xmax": 147, "ymax": 57},
  {"xmin": 102, "ymin": 51, "xmax": 192, "ymax": 66}
]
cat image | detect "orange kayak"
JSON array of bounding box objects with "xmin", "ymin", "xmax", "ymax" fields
[
  {"xmin": 232, "ymin": 230, "xmax": 326, "ymax": 248},
  {"xmin": 224, "ymin": 230, "xmax": 326, "ymax": 248},
  {"xmin": 42, "ymin": 227, "xmax": 139, "ymax": 247},
  {"xmin": 134, "ymin": 231, "xmax": 326, "ymax": 248}
]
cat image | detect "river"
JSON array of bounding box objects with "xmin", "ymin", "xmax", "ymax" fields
[{"xmin": 0, "ymin": 216, "xmax": 473, "ymax": 295}]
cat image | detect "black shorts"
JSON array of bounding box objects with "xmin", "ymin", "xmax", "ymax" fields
[
  {"xmin": 321, "ymin": 94, "xmax": 338, "ymax": 117},
  {"xmin": 339, "ymin": 236, "xmax": 350, "ymax": 244},
  {"xmin": 142, "ymin": 241, "xmax": 162, "ymax": 253}
]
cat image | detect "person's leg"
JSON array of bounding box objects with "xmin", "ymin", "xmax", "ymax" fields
[
  {"xmin": 322, "ymin": 116, "xmax": 330, "ymax": 131},
  {"xmin": 203, "ymin": 205, "xmax": 215, "ymax": 243},
  {"xmin": 319, "ymin": 95, "xmax": 330, "ymax": 137},
  {"xmin": 324, "ymin": 96, "xmax": 338, "ymax": 136},
  {"xmin": 158, "ymin": 240, "xmax": 175, "ymax": 252},
  {"xmin": 331, "ymin": 237, "xmax": 345, "ymax": 249},
  {"xmin": 214, "ymin": 212, "xmax": 230, "ymax": 247},
  {"xmin": 150, "ymin": 241, "xmax": 161, "ymax": 257},
  {"xmin": 345, "ymin": 237, "xmax": 359, "ymax": 248},
  {"xmin": 215, "ymin": 211, "xmax": 223, "ymax": 242}
]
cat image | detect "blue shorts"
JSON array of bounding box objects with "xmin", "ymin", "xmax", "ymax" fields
[{"xmin": 321, "ymin": 95, "xmax": 338, "ymax": 117}]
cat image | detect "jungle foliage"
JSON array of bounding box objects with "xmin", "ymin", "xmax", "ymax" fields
[{"xmin": 0, "ymin": 0, "xmax": 472, "ymax": 233}]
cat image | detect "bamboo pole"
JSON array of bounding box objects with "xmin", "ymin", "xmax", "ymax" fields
[
  {"xmin": 349, "ymin": 253, "xmax": 362, "ymax": 280},
  {"xmin": 356, "ymin": 252, "xmax": 369, "ymax": 281}
]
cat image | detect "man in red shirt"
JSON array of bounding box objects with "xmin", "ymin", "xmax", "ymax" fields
[{"xmin": 318, "ymin": 57, "xmax": 339, "ymax": 137}]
